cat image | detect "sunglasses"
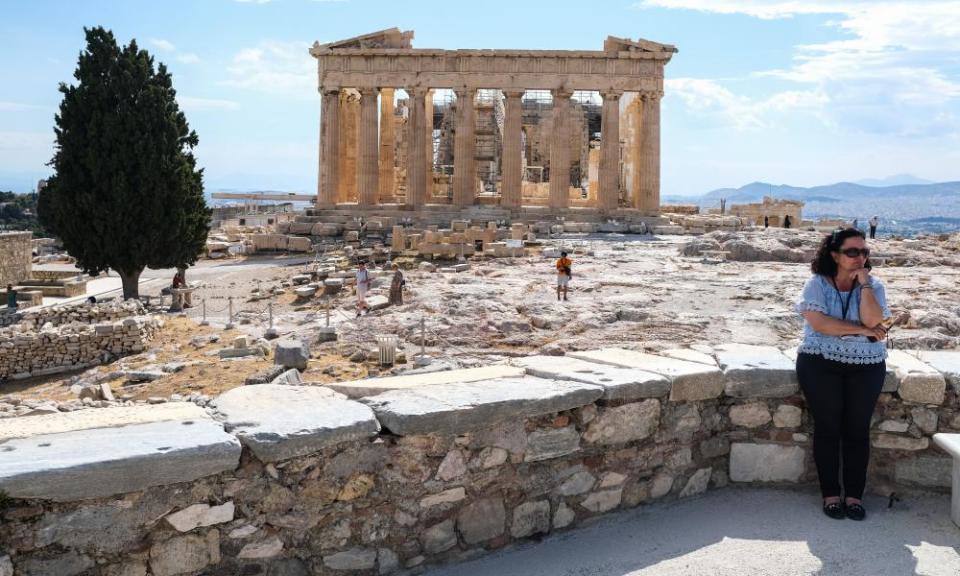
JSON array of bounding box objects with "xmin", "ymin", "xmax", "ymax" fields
[{"xmin": 838, "ymin": 248, "xmax": 870, "ymax": 258}]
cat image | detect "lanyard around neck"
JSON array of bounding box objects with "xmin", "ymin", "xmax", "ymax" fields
[{"xmin": 830, "ymin": 276, "xmax": 857, "ymax": 321}]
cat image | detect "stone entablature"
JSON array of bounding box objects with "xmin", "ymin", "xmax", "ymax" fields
[
  {"xmin": 311, "ymin": 29, "xmax": 676, "ymax": 218},
  {"xmin": 311, "ymin": 48, "xmax": 670, "ymax": 93},
  {"xmin": 0, "ymin": 344, "xmax": 955, "ymax": 575}
]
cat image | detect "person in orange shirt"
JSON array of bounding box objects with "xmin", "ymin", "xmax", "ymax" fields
[{"xmin": 555, "ymin": 251, "xmax": 572, "ymax": 301}]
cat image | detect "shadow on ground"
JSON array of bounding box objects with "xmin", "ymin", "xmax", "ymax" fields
[{"xmin": 425, "ymin": 486, "xmax": 959, "ymax": 576}]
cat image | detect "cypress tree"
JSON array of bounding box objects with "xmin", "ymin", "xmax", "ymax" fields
[{"xmin": 39, "ymin": 27, "xmax": 209, "ymax": 300}]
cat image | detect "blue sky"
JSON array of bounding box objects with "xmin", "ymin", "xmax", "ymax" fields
[{"xmin": 1, "ymin": 0, "xmax": 959, "ymax": 195}]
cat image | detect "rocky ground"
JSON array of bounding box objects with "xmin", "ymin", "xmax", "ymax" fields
[{"xmin": 2, "ymin": 228, "xmax": 958, "ymax": 412}]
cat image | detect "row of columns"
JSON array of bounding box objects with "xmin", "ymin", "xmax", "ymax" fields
[{"xmin": 318, "ymin": 87, "xmax": 661, "ymax": 212}]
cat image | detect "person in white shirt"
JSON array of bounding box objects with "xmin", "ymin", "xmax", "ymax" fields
[
  {"xmin": 355, "ymin": 261, "xmax": 371, "ymax": 317},
  {"xmin": 869, "ymin": 216, "xmax": 879, "ymax": 239}
]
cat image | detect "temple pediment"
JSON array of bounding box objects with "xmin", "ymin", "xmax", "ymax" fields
[
  {"xmin": 604, "ymin": 36, "xmax": 678, "ymax": 54},
  {"xmin": 313, "ymin": 27, "xmax": 414, "ymax": 52}
]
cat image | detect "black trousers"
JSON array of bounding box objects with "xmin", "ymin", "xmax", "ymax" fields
[
  {"xmin": 796, "ymin": 352, "xmax": 885, "ymax": 499},
  {"xmin": 869, "ymin": 225, "xmax": 877, "ymax": 239}
]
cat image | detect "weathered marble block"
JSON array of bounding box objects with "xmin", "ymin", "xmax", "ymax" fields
[
  {"xmin": 715, "ymin": 344, "xmax": 798, "ymax": 398},
  {"xmin": 362, "ymin": 377, "xmax": 603, "ymax": 436},
  {"xmin": 887, "ymin": 350, "xmax": 946, "ymax": 405},
  {"xmin": 515, "ymin": 355, "xmax": 670, "ymax": 400},
  {"xmin": 569, "ymin": 348, "xmax": 723, "ymax": 402},
  {"xmin": 0, "ymin": 419, "xmax": 240, "ymax": 501},
  {"xmin": 212, "ymin": 384, "xmax": 380, "ymax": 462}
]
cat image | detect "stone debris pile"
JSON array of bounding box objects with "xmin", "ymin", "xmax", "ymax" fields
[{"xmin": 0, "ymin": 301, "xmax": 162, "ymax": 381}]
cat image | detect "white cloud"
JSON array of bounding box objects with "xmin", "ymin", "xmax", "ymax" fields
[
  {"xmin": 177, "ymin": 53, "xmax": 201, "ymax": 64},
  {"xmin": 177, "ymin": 97, "xmax": 241, "ymax": 112},
  {"xmin": 149, "ymin": 38, "xmax": 176, "ymax": 52},
  {"xmin": 666, "ymin": 77, "xmax": 827, "ymax": 130},
  {"xmin": 640, "ymin": 0, "xmax": 960, "ymax": 137},
  {"xmin": 223, "ymin": 41, "xmax": 315, "ymax": 98}
]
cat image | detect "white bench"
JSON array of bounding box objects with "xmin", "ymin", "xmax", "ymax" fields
[{"xmin": 933, "ymin": 433, "xmax": 960, "ymax": 527}]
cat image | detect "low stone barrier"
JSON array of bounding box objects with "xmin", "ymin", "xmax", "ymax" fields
[
  {"xmin": 0, "ymin": 345, "xmax": 957, "ymax": 575},
  {"xmin": 16, "ymin": 300, "xmax": 146, "ymax": 329},
  {"xmin": 0, "ymin": 316, "xmax": 161, "ymax": 380}
]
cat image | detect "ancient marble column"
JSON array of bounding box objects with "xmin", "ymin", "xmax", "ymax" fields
[
  {"xmin": 337, "ymin": 91, "xmax": 361, "ymax": 203},
  {"xmin": 378, "ymin": 88, "xmax": 396, "ymax": 203},
  {"xmin": 500, "ymin": 90, "xmax": 524, "ymax": 209},
  {"xmin": 318, "ymin": 88, "xmax": 340, "ymax": 208},
  {"xmin": 549, "ymin": 90, "xmax": 573, "ymax": 209},
  {"xmin": 425, "ymin": 90, "xmax": 435, "ymax": 198},
  {"xmin": 405, "ymin": 88, "xmax": 429, "ymax": 209},
  {"xmin": 358, "ymin": 87, "xmax": 380, "ymax": 207},
  {"xmin": 453, "ymin": 88, "xmax": 477, "ymax": 207},
  {"xmin": 639, "ymin": 91, "xmax": 662, "ymax": 215},
  {"xmin": 598, "ymin": 90, "xmax": 622, "ymax": 211}
]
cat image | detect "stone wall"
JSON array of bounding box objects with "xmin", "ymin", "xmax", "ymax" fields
[
  {"xmin": 0, "ymin": 344, "xmax": 957, "ymax": 575},
  {"xmin": 0, "ymin": 232, "xmax": 32, "ymax": 287},
  {"xmin": 16, "ymin": 300, "xmax": 146, "ymax": 330},
  {"xmin": 0, "ymin": 315, "xmax": 161, "ymax": 380}
]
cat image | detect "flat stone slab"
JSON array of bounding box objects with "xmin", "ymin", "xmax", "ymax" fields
[
  {"xmin": 514, "ymin": 355, "xmax": 670, "ymax": 400},
  {"xmin": 0, "ymin": 403, "xmax": 210, "ymax": 441},
  {"xmin": 569, "ymin": 349, "xmax": 723, "ymax": 402},
  {"xmin": 715, "ymin": 344, "xmax": 798, "ymax": 398},
  {"xmin": 362, "ymin": 376, "xmax": 603, "ymax": 436},
  {"xmin": 212, "ymin": 384, "xmax": 380, "ymax": 462},
  {"xmin": 659, "ymin": 348, "xmax": 718, "ymax": 366},
  {"xmin": 915, "ymin": 351, "xmax": 960, "ymax": 388},
  {"xmin": 326, "ymin": 365, "xmax": 525, "ymax": 399},
  {"xmin": 887, "ymin": 350, "xmax": 946, "ymax": 405},
  {"xmin": 0, "ymin": 419, "xmax": 240, "ymax": 501}
]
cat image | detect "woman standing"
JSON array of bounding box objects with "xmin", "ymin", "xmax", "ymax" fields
[
  {"xmin": 795, "ymin": 227, "xmax": 891, "ymax": 521},
  {"xmin": 388, "ymin": 263, "xmax": 405, "ymax": 306}
]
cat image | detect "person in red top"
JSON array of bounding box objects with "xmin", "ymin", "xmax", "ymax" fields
[{"xmin": 555, "ymin": 251, "xmax": 572, "ymax": 301}]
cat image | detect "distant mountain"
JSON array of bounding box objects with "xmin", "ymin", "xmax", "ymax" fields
[
  {"xmin": 699, "ymin": 180, "xmax": 960, "ymax": 206},
  {"xmin": 675, "ymin": 179, "xmax": 960, "ymax": 233},
  {"xmin": 854, "ymin": 174, "xmax": 933, "ymax": 187}
]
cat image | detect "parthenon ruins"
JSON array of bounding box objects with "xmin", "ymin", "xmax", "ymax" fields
[{"xmin": 309, "ymin": 28, "xmax": 676, "ymax": 225}]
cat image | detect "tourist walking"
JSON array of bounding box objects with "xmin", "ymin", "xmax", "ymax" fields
[
  {"xmin": 355, "ymin": 261, "xmax": 371, "ymax": 317},
  {"xmin": 388, "ymin": 263, "xmax": 405, "ymax": 306},
  {"xmin": 795, "ymin": 227, "xmax": 891, "ymax": 521},
  {"xmin": 764, "ymin": 215, "xmax": 769, "ymax": 229},
  {"xmin": 556, "ymin": 251, "xmax": 572, "ymax": 301},
  {"xmin": 869, "ymin": 216, "xmax": 879, "ymax": 239},
  {"xmin": 783, "ymin": 215, "xmax": 792, "ymax": 229},
  {"xmin": 5, "ymin": 284, "xmax": 16, "ymax": 310}
]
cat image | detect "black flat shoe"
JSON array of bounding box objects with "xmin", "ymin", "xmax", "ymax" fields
[
  {"xmin": 845, "ymin": 503, "xmax": 866, "ymax": 521},
  {"xmin": 823, "ymin": 502, "xmax": 845, "ymax": 520}
]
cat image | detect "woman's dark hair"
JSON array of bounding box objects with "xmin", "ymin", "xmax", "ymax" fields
[{"xmin": 811, "ymin": 227, "xmax": 869, "ymax": 276}]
